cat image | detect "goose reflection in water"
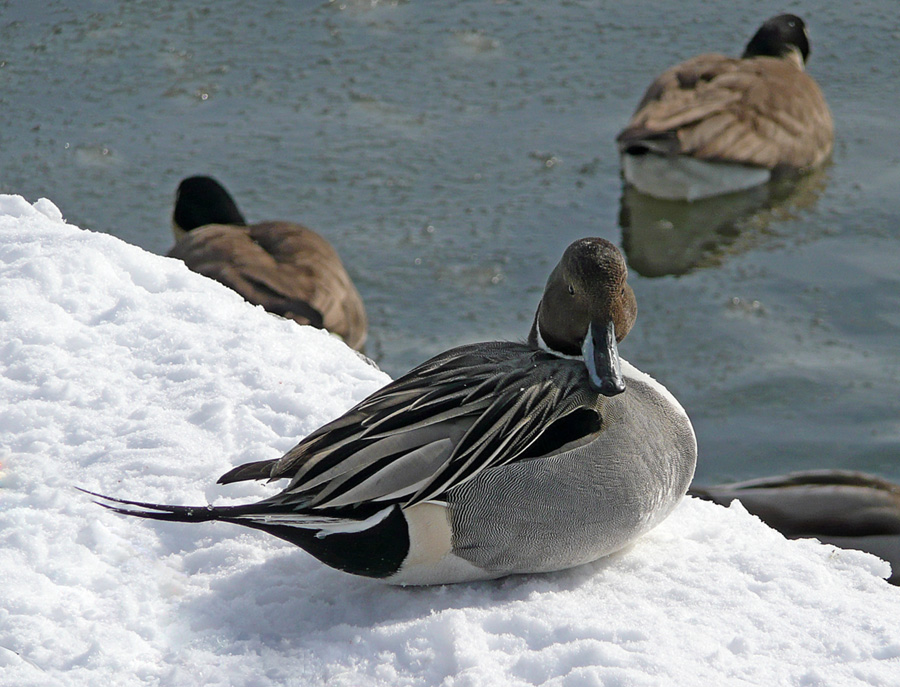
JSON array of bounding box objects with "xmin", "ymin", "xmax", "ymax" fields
[{"xmin": 618, "ymin": 168, "xmax": 829, "ymax": 278}]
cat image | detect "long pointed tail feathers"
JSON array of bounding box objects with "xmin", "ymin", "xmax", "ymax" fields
[
  {"xmin": 77, "ymin": 488, "xmax": 391, "ymax": 533},
  {"xmin": 78, "ymin": 488, "xmax": 243, "ymax": 523}
]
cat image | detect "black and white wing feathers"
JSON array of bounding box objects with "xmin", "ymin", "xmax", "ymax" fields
[{"xmin": 219, "ymin": 343, "xmax": 601, "ymax": 511}]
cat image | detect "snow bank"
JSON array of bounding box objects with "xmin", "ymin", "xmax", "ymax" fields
[{"xmin": 1, "ymin": 195, "xmax": 899, "ymax": 686}]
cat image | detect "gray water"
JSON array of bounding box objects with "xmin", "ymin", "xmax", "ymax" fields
[{"xmin": 3, "ymin": 0, "xmax": 899, "ymax": 485}]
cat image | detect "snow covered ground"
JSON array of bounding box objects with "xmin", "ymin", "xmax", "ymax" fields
[{"xmin": 2, "ymin": 194, "xmax": 899, "ymax": 686}]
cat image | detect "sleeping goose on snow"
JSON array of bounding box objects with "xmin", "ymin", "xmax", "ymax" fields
[{"xmin": 167, "ymin": 175, "xmax": 368, "ymax": 351}]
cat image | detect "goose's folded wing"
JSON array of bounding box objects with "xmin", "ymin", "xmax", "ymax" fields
[
  {"xmin": 618, "ymin": 54, "xmax": 833, "ymax": 169},
  {"xmin": 249, "ymin": 222, "xmax": 367, "ymax": 346},
  {"xmin": 168, "ymin": 224, "xmax": 325, "ymax": 327}
]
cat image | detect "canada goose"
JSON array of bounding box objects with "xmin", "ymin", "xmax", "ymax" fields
[
  {"xmin": 167, "ymin": 176, "xmax": 368, "ymax": 352},
  {"xmin": 691, "ymin": 471, "xmax": 900, "ymax": 585},
  {"xmin": 617, "ymin": 14, "xmax": 834, "ymax": 201}
]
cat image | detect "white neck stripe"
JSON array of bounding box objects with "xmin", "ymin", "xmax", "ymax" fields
[{"xmin": 535, "ymin": 321, "xmax": 581, "ymax": 361}]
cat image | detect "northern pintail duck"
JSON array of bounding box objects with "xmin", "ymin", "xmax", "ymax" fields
[
  {"xmin": 167, "ymin": 176, "xmax": 368, "ymax": 351},
  {"xmin": 88, "ymin": 238, "xmax": 697, "ymax": 585},
  {"xmin": 616, "ymin": 14, "xmax": 833, "ymax": 201},
  {"xmin": 691, "ymin": 470, "xmax": 900, "ymax": 585}
]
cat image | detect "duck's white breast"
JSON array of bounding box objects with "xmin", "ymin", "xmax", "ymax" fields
[{"xmin": 385, "ymin": 502, "xmax": 494, "ymax": 585}]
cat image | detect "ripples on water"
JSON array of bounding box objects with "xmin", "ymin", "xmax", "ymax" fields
[{"xmin": 3, "ymin": 0, "xmax": 899, "ymax": 483}]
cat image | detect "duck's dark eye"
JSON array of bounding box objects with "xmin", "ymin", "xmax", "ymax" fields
[
  {"xmin": 567, "ymin": 284, "xmax": 575, "ymax": 295},
  {"xmin": 621, "ymin": 287, "xmax": 626, "ymax": 296}
]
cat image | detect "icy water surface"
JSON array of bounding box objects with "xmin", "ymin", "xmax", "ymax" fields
[{"xmin": 3, "ymin": 0, "xmax": 900, "ymax": 484}]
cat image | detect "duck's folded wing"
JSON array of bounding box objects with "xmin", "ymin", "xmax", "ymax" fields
[{"xmin": 223, "ymin": 346, "xmax": 597, "ymax": 510}]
